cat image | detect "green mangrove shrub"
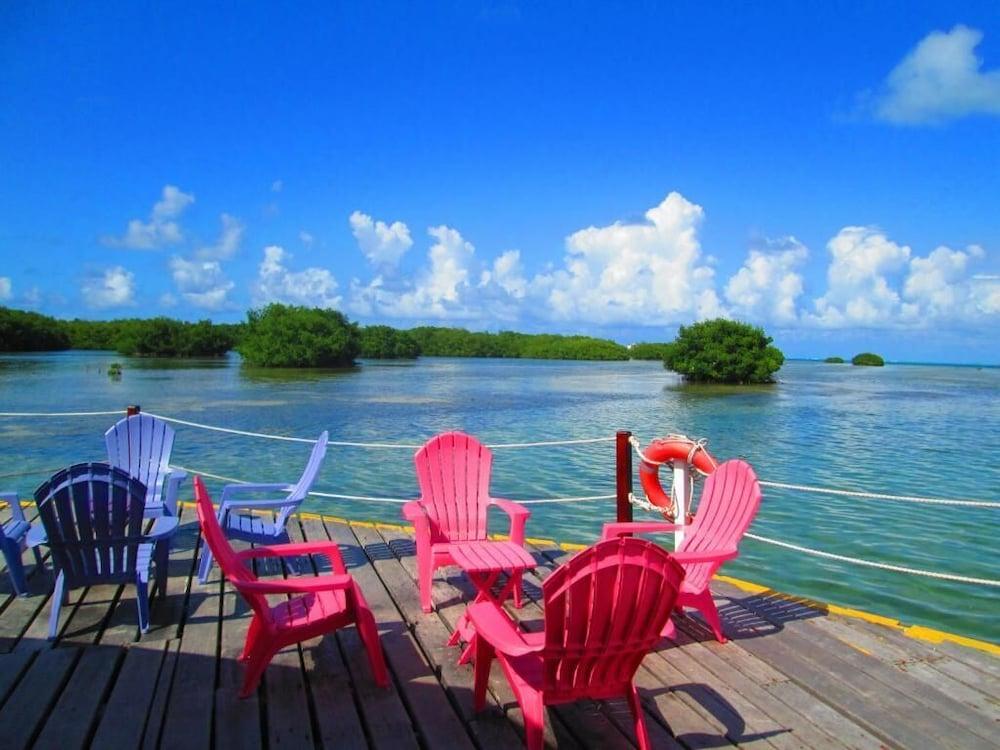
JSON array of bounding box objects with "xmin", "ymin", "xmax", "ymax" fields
[
  {"xmin": 238, "ymin": 303, "xmax": 360, "ymax": 367},
  {"xmin": 663, "ymin": 318, "xmax": 784, "ymax": 384},
  {"xmin": 852, "ymin": 352, "xmax": 885, "ymax": 367},
  {"xmin": 824, "ymin": 356, "xmax": 845, "ymax": 363},
  {"xmin": 359, "ymin": 325, "xmax": 420, "ymax": 359}
]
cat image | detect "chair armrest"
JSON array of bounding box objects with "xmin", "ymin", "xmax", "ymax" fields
[
  {"xmin": 236, "ymin": 541, "xmax": 347, "ymax": 573},
  {"xmin": 238, "ymin": 573, "xmax": 354, "ymax": 595},
  {"xmin": 1, "ymin": 492, "xmax": 25, "ymax": 523},
  {"xmin": 671, "ymin": 547, "xmax": 739, "ymax": 565},
  {"xmin": 402, "ymin": 500, "xmax": 430, "ymax": 527},
  {"xmin": 467, "ymin": 601, "xmax": 542, "ymax": 657},
  {"xmin": 26, "ymin": 524, "xmax": 47, "ymax": 548},
  {"xmin": 166, "ymin": 468, "xmax": 188, "ymax": 483},
  {"xmin": 145, "ymin": 516, "xmax": 180, "ymax": 540},
  {"xmin": 490, "ymin": 498, "xmax": 530, "ymax": 545},
  {"xmin": 220, "ymin": 498, "xmax": 295, "ymax": 516},
  {"xmin": 600, "ymin": 521, "xmax": 686, "ymax": 540}
]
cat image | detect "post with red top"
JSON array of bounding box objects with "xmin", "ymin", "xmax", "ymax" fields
[
  {"xmin": 615, "ymin": 430, "xmax": 633, "ymax": 522},
  {"xmin": 126, "ymin": 405, "xmax": 141, "ymax": 417}
]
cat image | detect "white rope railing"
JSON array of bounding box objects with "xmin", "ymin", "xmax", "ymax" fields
[
  {"xmin": 758, "ymin": 481, "xmax": 1000, "ymax": 509},
  {"xmin": 173, "ymin": 464, "xmax": 615, "ymax": 506},
  {"xmin": 744, "ymin": 533, "xmax": 1000, "ymax": 587},
  {"xmin": 0, "ymin": 410, "xmax": 123, "ymax": 417}
]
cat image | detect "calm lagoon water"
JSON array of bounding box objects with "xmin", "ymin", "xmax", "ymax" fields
[{"xmin": 1, "ymin": 351, "xmax": 998, "ymax": 642}]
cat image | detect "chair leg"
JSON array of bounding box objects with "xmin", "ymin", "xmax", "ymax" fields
[
  {"xmin": 520, "ymin": 690, "xmax": 546, "ymax": 750},
  {"xmin": 48, "ymin": 571, "xmax": 65, "ymax": 639},
  {"xmin": 3, "ymin": 544, "xmax": 28, "ymax": 597},
  {"xmin": 693, "ymin": 588, "xmax": 727, "ymax": 643},
  {"xmin": 241, "ymin": 616, "xmax": 262, "ymax": 661},
  {"xmin": 473, "ymin": 636, "xmax": 495, "ymax": 712},
  {"xmin": 136, "ymin": 578, "xmax": 151, "ymax": 633},
  {"xmin": 418, "ymin": 554, "xmax": 434, "ymax": 613},
  {"xmin": 627, "ymin": 683, "xmax": 651, "ymax": 750},
  {"xmin": 356, "ymin": 608, "xmax": 389, "ymax": 687},
  {"xmin": 197, "ymin": 541, "xmax": 214, "ymax": 585},
  {"xmin": 240, "ymin": 642, "xmax": 277, "ymax": 698},
  {"xmin": 512, "ymin": 570, "xmax": 524, "ymax": 609}
]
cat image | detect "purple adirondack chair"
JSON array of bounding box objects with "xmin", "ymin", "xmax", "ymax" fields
[
  {"xmin": 105, "ymin": 414, "xmax": 187, "ymax": 517},
  {"xmin": 602, "ymin": 458, "xmax": 762, "ymax": 642},
  {"xmin": 1, "ymin": 491, "xmax": 44, "ymax": 596},
  {"xmin": 34, "ymin": 463, "xmax": 178, "ymax": 637},
  {"xmin": 197, "ymin": 431, "xmax": 328, "ymax": 584}
]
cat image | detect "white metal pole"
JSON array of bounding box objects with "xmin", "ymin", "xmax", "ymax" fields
[{"xmin": 672, "ymin": 458, "xmax": 690, "ymax": 549}]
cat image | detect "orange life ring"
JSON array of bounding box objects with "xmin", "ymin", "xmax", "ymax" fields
[{"xmin": 638, "ymin": 436, "xmax": 718, "ymax": 521}]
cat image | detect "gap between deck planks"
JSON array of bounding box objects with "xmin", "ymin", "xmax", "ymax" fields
[{"xmin": 0, "ymin": 506, "xmax": 997, "ymax": 750}]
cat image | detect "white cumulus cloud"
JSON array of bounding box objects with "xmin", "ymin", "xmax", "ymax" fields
[
  {"xmin": 350, "ymin": 211, "xmax": 413, "ymax": 266},
  {"xmin": 254, "ymin": 245, "xmax": 341, "ymax": 308},
  {"xmin": 195, "ymin": 213, "xmax": 244, "ymax": 260},
  {"xmin": 873, "ymin": 25, "xmax": 1000, "ymax": 124},
  {"xmin": 103, "ymin": 185, "xmax": 195, "ymax": 249},
  {"xmin": 0, "ymin": 277, "xmax": 10, "ymax": 301},
  {"xmin": 535, "ymin": 192, "xmax": 722, "ymax": 324},
  {"xmin": 725, "ymin": 237, "xmax": 808, "ymax": 325},
  {"xmin": 168, "ymin": 256, "xmax": 234, "ymax": 310},
  {"xmin": 82, "ymin": 266, "xmax": 135, "ymax": 308},
  {"xmin": 807, "ymin": 227, "xmax": 912, "ymax": 327}
]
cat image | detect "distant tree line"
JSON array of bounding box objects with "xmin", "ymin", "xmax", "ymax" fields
[{"xmin": 0, "ymin": 304, "xmax": 669, "ymax": 366}]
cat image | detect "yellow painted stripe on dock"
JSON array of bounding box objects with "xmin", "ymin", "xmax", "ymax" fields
[{"xmin": 717, "ymin": 573, "xmax": 1000, "ymax": 657}]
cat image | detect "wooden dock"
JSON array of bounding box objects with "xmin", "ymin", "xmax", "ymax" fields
[{"xmin": 0, "ymin": 504, "xmax": 997, "ymax": 750}]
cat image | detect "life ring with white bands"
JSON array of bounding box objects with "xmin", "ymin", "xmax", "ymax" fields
[{"xmin": 638, "ymin": 435, "xmax": 718, "ymax": 521}]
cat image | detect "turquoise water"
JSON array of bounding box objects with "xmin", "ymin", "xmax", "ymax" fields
[{"xmin": 1, "ymin": 351, "xmax": 998, "ymax": 643}]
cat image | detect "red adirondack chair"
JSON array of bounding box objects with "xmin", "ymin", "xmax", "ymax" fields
[
  {"xmin": 602, "ymin": 458, "xmax": 762, "ymax": 642},
  {"xmin": 469, "ymin": 537, "xmax": 685, "ymax": 750},
  {"xmin": 403, "ymin": 431, "xmax": 530, "ymax": 612},
  {"xmin": 194, "ymin": 476, "xmax": 388, "ymax": 697}
]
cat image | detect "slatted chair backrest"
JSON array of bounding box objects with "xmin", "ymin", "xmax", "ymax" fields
[
  {"xmin": 414, "ymin": 431, "xmax": 492, "ymax": 543},
  {"xmin": 678, "ymin": 459, "xmax": 762, "ymax": 591},
  {"xmin": 105, "ymin": 414, "xmax": 176, "ymax": 499},
  {"xmin": 275, "ymin": 431, "xmax": 329, "ymax": 529},
  {"xmin": 540, "ymin": 537, "xmax": 684, "ymax": 700},
  {"xmin": 193, "ymin": 476, "xmax": 272, "ymax": 625},
  {"xmin": 34, "ymin": 463, "xmax": 148, "ymax": 587}
]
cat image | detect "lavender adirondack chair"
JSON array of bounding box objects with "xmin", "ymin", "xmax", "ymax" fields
[
  {"xmin": 1, "ymin": 491, "xmax": 44, "ymax": 596},
  {"xmin": 197, "ymin": 431, "xmax": 329, "ymax": 584},
  {"xmin": 34, "ymin": 463, "xmax": 178, "ymax": 637},
  {"xmin": 403, "ymin": 431, "xmax": 531, "ymax": 613},
  {"xmin": 602, "ymin": 458, "xmax": 763, "ymax": 642},
  {"xmin": 105, "ymin": 414, "xmax": 187, "ymax": 517}
]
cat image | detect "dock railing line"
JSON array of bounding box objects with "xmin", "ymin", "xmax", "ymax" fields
[{"xmin": 2, "ymin": 408, "xmax": 999, "ymax": 587}]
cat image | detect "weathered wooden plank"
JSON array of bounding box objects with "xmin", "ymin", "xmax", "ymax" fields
[
  {"xmin": 348, "ymin": 522, "xmax": 478, "ymax": 750},
  {"xmin": 34, "ymin": 644, "xmax": 123, "ymax": 749},
  {"xmin": 142, "ymin": 511, "xmax": 201, "ymax": 644},
  {"xmin": 718, "ymin": 582, "xmax": 997, "ymax": 748},
  {"xmin": 373, "ymin": 525, "xmax": 546, "ymax": 749},
  {"xmin": 0, "ymin": 649, "xmax": 34, "ymax": 706},
  {"xmin": 142, "ymin": 639, "xmax": 182, "ymax": 750},
  {"xmin": 157, "ymin": 531, "xmax": 222, "ymax": 750},
  {"xmin": 322, "ymin": 520, "xmax": 428, "ymax": 750},
  {"xmin": 376, "ymin": 524, "xmax": 577, "ymax": 750},
  {"xmin": 259, "ymin": 518, "xmax": 316, "ymax": 750},
  {"xmin": 214, "ymin": 576, "xmax": 263, "ymax": 750},
  {"xmin": 0, "ymin": 644, "xmax": 79, "ymax": 749},
  {"xmin": 291, "ymin": 517, "xmax": 371, "ymax": 750},
  {"xmin": 91, "ymin": 642, "xmax": 168, "ymax": 748}
]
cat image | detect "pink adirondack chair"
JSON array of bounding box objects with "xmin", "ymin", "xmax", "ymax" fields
[
  {"xmin": 469, "ymin": 537, "xmax": 685, "ymax": 750},
  {"xmin": 403, "ymin": 431, "xmax": 530, "ymax": 613},
  {"xmin": 194, "ymin": 476, "xmax": 388, "ymax": 697},
  {"xmin": 602, "ymin": 458, "xmax": 762, "ymax": 643}
]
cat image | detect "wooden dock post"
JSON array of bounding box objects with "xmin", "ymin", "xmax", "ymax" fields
[
  {"xmin": 615, "ymin": 430, "xmax": 633, "ymax": 522},
  {"xmin": 126, "ymin": 405, "xmax": 141, "ymax": 416}
]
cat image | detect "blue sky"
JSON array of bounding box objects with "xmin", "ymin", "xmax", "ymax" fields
[{"xmin": 1, "ymin": 2, "xmax": 999, "ymax": 363}]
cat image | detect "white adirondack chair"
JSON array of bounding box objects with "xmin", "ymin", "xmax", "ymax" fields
[
  {"xmin": 105, "ymin": 414, "xmax": 188, "ymax": 518},
  {"xmin": 197, "ymin": 431, "xmax": 329, "ymax": 584}
]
